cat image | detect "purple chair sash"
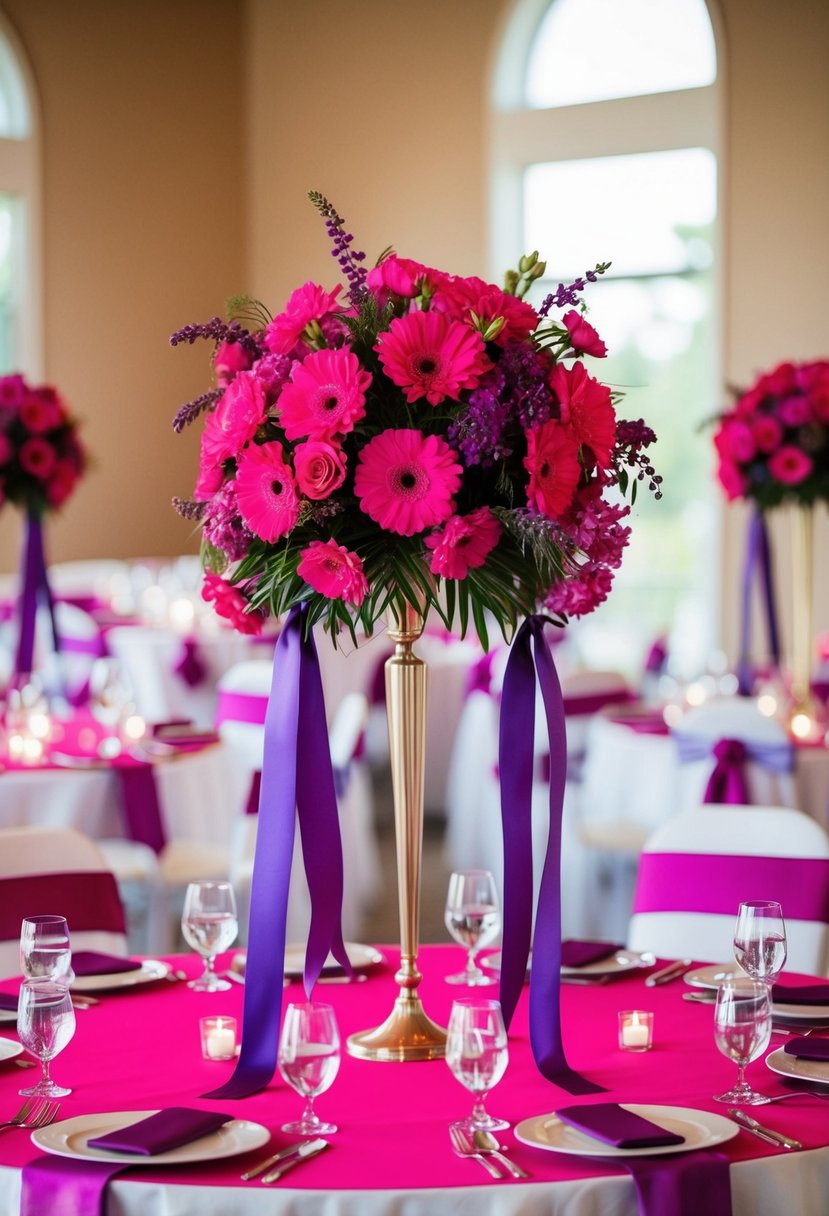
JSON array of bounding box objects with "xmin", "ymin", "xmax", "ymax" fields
[
  {"xmin": 498, "ymin": 616, "xmax": 605, "ymax": 1094},
  {"xmin": 673, "ymin": 730, "xmax": 794, "ymax": 805},
  {"xmin": 205, "ymin": 603, "xmax": 348, "ymax": 1100},
  {"xmin": 562, "ymin": 687, "xmax": 635, "ymax": 716},
  {"xmin": 215, "ymin": 689, "xmax": 269, "ymax": 726},
  {"xmin": 633, "ymin": 852, "xmax": 829, "ymax": 922},
  {"xmin": 737, "ymin": 509, "xmax": 780, "ymax": 696},
  {"xmin": 21, "ymin": 1156, "xmax": 126, "ymax": 1216},
  {"xmin": 173, "ymin": 637, "xmax": 208, "ymax": 687},
  {"xmin": 0, "ymin": 871, "xmax": 126, "ymax": 940},
  {"xmin": 112, "ymin": 760, "xmax": 167, "ymax": 854}
]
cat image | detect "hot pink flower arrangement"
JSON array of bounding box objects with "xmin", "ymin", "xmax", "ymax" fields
[
  {"xmin": 0, "ymin": 374, "xmax": 86, "ymax": 515},
  {"xmin": 713, "ymin": 359, "xmax": 829, "ymax": 508},
  {"xmin": 172, "ymin": 193, "xmax": 659, "ymax": 645}
]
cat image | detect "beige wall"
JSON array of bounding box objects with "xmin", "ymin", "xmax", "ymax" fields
[{"xmin": 1, "ymin": 0, "xmax": 827, "ymax": 667}]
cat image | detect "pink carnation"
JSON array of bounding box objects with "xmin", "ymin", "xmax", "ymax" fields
[
  {"xmin": 19, "ymin": 437, "xmax": 57, "ymax": 479},
  {"xmin": 524, "ymin": 422, "xmax": 582, "ymax": 519},
  {"xmin": 293, "ymin": 439, "xmax": 347, "ymax": 499},
  {"xmin": 424, "ymin": 507, "xmax": 502, "ymax": 579},
  {"xmin": 263, "ymin": 282, "xmax": 345, "ymax": 355},
  {"xmin": 714, "ymin": 418, "xmax": 755, "ymax": 463},
  {"xmin": 433, "ymin": 276, "xmax": 538, "ymax": 345},
  {"xmin": 549, "ymin": 362, "xmax": 616, "ymax": 468},
  {"xmin": 234, "ymin": 442, "xmax": 300, "ymax": 541},
  {"xmin": 297, "ymin": 539, "xmax": 368, "ymax": 605},
  {"xmin": 768, "ymin": 445, "xmax": 813, "ymax": 485},
  {"xmin": 354, "ymin": 427, "xmax": 462, "ymax": 536},
  {"xmin": 278, "ymin": 347, "xmax": 371, "ymax": 441},
  {"xmin": 193, "ymin": 456, "xmax": 225, "ymax": 502},
  {"xmin": 202, "ymin": 573, "xmax": 265, "ymax": 635},
  {"xmin": 562, "ymin": 310, "xmax": 607, "ymax": 358},
  {"xmin": 375, "ymin": 310, "xmax": 492, "ymax": 406}
]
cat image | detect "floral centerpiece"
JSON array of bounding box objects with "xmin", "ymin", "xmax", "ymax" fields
[
  {"xmin": 172, "ymin": 194, "xmax": 659, "ymax": 1095},
  {"xmin": 0, "ymin": 373, "xmax": 87, "ymax": 681},
  {"xmin": 713, "ymin": 359, "xmax": 829, "ymax": 721}
]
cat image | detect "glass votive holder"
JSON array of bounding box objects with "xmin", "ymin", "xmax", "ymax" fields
[
  {"xmin": 200, "ymin": 1015, "xmax": 238, "ymax": 1061},
  {"xmin": 618, "ymin": 1009, "xmax": 653, "ymax": 1052}
]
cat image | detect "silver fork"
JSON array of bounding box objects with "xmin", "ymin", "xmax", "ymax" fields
[
  {"xmin": 0, "ymin": 1098, "xmax": 38, "ymax": 1132},
  {"xmin": 449, "ymin": 1125, "xmax": 506, "ymax": 1180},
  {"xmin": 755, "ymin": 1090, "xmax": 829, "ymax": 1104},
  {"xmin": 29, "ymin": 1101, "xmax": 60, "ymax": 1129},
  {"xmin": 0, "ymin": 1098, "xmax": 59, "ymax": 1133}
]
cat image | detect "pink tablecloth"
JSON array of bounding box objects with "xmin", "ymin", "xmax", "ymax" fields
[{"xmin": 0, "ymin": 946, "xmax": 827, "ymax": 1202}]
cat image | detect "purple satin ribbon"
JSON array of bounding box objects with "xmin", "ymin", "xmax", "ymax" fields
[
  {"xmin": 205, "ymin": 604, "xmax": 348, "ymax": 1100},
  {"xmin": 633, "ymin": 852, "xmax": 829, "ymax": 922},
  {"xmin": 173, "ymin": 637, "xmax": 208, "ymax": 687},
  {"xmin": 498, "ymin": 616, "xmax": 605, "ymax": 1094},
  {"xmin": 215, "ymin": 689, "xmax": 269, "ymax": 726},
  {"xmin": 673, "ymin": 731, "xmax": 794, "ymax": 805},
  {"xmin": 626, "ymin": 1150, "xmax": 733, "ymax": 1216},
  {"xmin": 21, "ymin": 1156, "xmax": 126, "ymax": 1216},
  {"xmin": 0, "ymin": 871, "xmax": 126, "ymax": 939},
  {"xmin": 737, "ymin": 509, "xmax": 781, "ymax": 695},
  {"xmin": 14, "ymin": 512, "xmax": 60, "ymax": 681},
  {"xmin": 112, "ymin": 761, "xmax": 167, "ymax": 854}
]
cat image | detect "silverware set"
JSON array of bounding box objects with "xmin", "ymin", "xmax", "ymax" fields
[
  {"xmin": 0, "ymin": 1097, "xmax": 61, "ymax": 1133},
  {"xmin": 449, "ymin": 1125, "xmax": 529, "ymax": 1179},
  {"xmin": 644, "ymin": 958, "xmax": 692, "ymax": 987},
  {"xmin": 728, "ymin": 1108, "xmax": 803, "ymax": 1150},
  {"xmin": 240, "ymin": 1137, "xmax": 329, "ymax": 1183}
]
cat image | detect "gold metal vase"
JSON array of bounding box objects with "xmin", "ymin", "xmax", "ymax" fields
[{"xmin": 346, "ymin": 600, "xmax": 447, "ymax": 1061}]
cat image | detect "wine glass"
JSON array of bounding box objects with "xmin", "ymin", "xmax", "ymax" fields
[
  {"xmin": 444, "ymin": 870, "xmax": 500, "ymax": 985},
  {"xmin": 734, "ymin": 900, "xmax": 787, "ymax": 988},
  {"xmin": 277, "ymin": 1002, "xmax": 341, "ymax": 1136},
  {"xmin": 712, "ymin": 975, "xmax": 772, "ymax": 1105},
  {"xmin": 181, "ymin": 881, "xmax": 238, "ymax": 991},
  {"xmin": 445, "ymin": 997, "xmax": 509, "ymax": 1133},
  {"xmin": 17, "ymin": 979, "xmax": 76, "ymax": 1097},
  {"xmin": 20, "ymin": 916, "xmax": 74, "ymax": 985}
]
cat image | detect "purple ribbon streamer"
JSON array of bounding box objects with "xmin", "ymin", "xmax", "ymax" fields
[
  {"xmin": 20, "ymin": 1156, "xmax": 126, "ymax": 1216},
  {"xmin": 498, "ymin": 616, "xmax": 605, "ymax": 1094},
  {"xmin": 204, "ymin": 604, "xmax": 348, "ymax": 1099},
  {"xmin": 14, "ymin": 511, "xmax": 60, "ymax": 680},
  {"xmin": 673, "ymin": 731, "xmax": 794, "ymax": 805},
  {"xmin": 737, "ymin": 509, "xmax": 781, "ymax": 695}
]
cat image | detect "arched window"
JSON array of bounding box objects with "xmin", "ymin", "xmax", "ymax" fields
[
  {"xmin": 491, "ymin": 0, "xmax": 722, "ymax": 677},
  {"xmin": 0, "ymin": 15, "xmax": 40, "ymax": 376}
]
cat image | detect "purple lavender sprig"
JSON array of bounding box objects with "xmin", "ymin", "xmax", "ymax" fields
[
  {"xmin": 172, "ymin": 497, "xmax": 206, "ymax": 521},
  {"xmin": 169, "ymin": 317, "xmax": 261, "ymax": 357},
  {"xmin": 537, "ymin": 262, "xmax": 612, "ymax": 318},
  {"xmin": 172, "ymin": 388, "xmax": 222, "ymax": 434},
  {"xmin": 308, "ymin": 191, "xmax": 368, "ymax": 306}
]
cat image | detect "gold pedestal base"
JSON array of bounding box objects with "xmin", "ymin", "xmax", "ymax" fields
[{"xmin": 347, "ymin": 992, "xmax": 447, "ymax": 1061}]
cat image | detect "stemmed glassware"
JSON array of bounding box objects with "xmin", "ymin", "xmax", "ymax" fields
[
  {"xmin": 733, "ymin": 900, "xmax": 787, "ymax": 988},
  {"xmin": 17, "ymin": 979, "xmax": 76, "ymax": 1097},
  {"xmin": 181, "ymin": 881, "xmax": 238, "ymax": 991},
  {"xmin": 20, "ymin": 916, "xmax": 74, "ymax": 985},
  {"xmin": 278, "ymin": 1002, "xmax": 341, "ymax": 1136},
  {"xmin": 712, "ymin": 975, "xmax": 772, "ymax": 1105},
  {"xmin": 445, "ymin": 997, "xmax": 509, "ymax": 1133},
  {"xmin": 444, "ymin": 870, "xmax": 500, "ymax": 986}
]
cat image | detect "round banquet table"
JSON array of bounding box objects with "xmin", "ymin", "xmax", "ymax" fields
[{"xmin": 1, "ymin": 947, "xmax": 828, "ymax": 1214}]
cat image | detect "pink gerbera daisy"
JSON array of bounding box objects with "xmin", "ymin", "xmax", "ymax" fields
[
  {"xmin": 19, "ymin": 437, "xmax": 58, "ymax": 480},
  {"xmin": 424, "ymin": 507, "xmax": 502, "ymax": 579},
  {"xmin": 234, "ymin": 441, "xmax": 300, "ymax": 541},
  {"xmin": 549, "ymin": 362, "xmax": 616, "ymax": 468},
  {"xmin": 375, "ymin": 310, "xmax": 492, "ymax": 406},
  {"xmin": 354, "ymin": 428, "xmax": 462, "ymax": 535},
  {"xmin": 297, "ymin": 539, "xmax": 368, "ymax": 605},
  {"xmin": 263, "ymin": 282, "xmax": 345, "ymax": 355},
  {"xmin": 201, "ymin": 372, "xmax": 267, "ymax": 468},
  {"xmin": 524, "ymin": 422, "xmax": 582, "ymax": 519},
  {"xmin": 278, "ymin": 347, "xmax": 371, "ymax": 441},
  {"xmin": 768, "ymin": 445, "xmax": 813, "ymax": 485}
]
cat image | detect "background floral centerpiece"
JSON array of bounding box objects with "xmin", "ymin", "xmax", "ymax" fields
[{"xmin": 173, "ymin": 193, "xmax": 659, "ymax": 646}]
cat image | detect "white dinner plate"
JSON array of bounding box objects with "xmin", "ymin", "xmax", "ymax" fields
[
  {"xmin": 283, "ymin": 942, "xmax": 384, "ymax": 979},
  {"xmin": 0, "ymin": 1009, "xmax": 16, "ymax": 1025},
  {"xmin": 484, "ymin": 949, "xmax": 652, "ymax": 977},
  {"xmin": 683, "ymin": 964, "xmax": 742, "ymax": 990},
  {"xmin": 515, "ymin": 1104, "xmax": 739, "ymax": 1158},
  {"xmin": 684, "ymin": 966, "xmax": 829, "ymax": 1022},
  {"xmin": 765, "ymin": 1047, "xmax": 829, "ymax": 1087},
  {"xmin": 0, "ymin": 1036, "xmax": 23, "ymax": 1062},
  {"xmin": 71, "ymin": 959, "xmax": 170, "ymax": 992},
  {"xmin": 769, "ymin": 1002, "xmax": 829, "ymax": 1024},
  {"xmin": 31, "ymin": 1110, "xmax": 270, "ymax": 1166}
]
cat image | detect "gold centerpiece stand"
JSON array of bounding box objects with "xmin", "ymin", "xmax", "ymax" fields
[{"xmin": 347, "ymin": 601, "xmax": 447, "ymax": 1061}]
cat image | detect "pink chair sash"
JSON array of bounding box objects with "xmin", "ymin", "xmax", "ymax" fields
[
  {"xmin": 633, "ymin": 852, "xmax": 829, "ymax": 923},
  {"xmin": 0, "ymin": 871, "xmax": 126, "ymax": 940},
  {"xmin": 215, "ymin": 689, "xmax": 268, "ymax": 726}
]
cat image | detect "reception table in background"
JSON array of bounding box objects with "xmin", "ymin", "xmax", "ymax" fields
[{"xmin": 0, "ymin": 945, "xmax": 827, "ymax": 1214}]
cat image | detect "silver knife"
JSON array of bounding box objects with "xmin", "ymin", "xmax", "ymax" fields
[
  {"xmin": 645, "ymin": 959, "xmax": 691, "ymax": 987},
  {"xmin": 262, "ymin": 1137, "xmax": 330, "ymax": 1183},
  {"xmin": 240, "ymin": 1138, "xmax": 318, "ymax": 1181},
  {"xmin": 729, "ymin": 1109, "xmax": 802, "ymax": 1150}
]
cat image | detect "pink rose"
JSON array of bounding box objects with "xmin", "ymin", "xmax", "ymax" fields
[
  {"xmin": 776, "ymin": 394, "xmax": 812, "ymax": 426},
  {"xmin": 713, "ymin": 419, "xmax": 755, "ymax": 463},
  {"xmin": 768, "ymin": 445, "xmax": 813, "ymax": 485},
  {"xmin": 750, "ymin": 415, "xmax": 783, "ymax": 453},
  {"xmin": 293, "ymin": 439, "xmax": 347, "ymax": 500},
  {"xmin": 366, "ymin": 255, "xmax": 425, "ymax": 299},
  {"xmin": 562, "ymin": 310, "xmax": 608, "ymax": 358},
  {"xmin": 297, "ymin": 539, "xmax": 368, "ymax": 605}
]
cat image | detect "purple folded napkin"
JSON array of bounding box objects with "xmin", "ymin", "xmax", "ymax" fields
[
  {"xmin": 783, "ymin": 1036, "xmax": 829, "ymax": 1061},
  {"xmin": 87, "ymin": 1107, "xmax": 233, "ymax": 1156},
  {"xmin": 772, "ymin": 983, "xmax": 829, "ymax": 1006},
  {"xmin": 0, "ymin": 992, "xmax": 18, "ymax": 1012},
  {"xmin": 71, "ymin": 952, "xmax": 143, "ymax": 977},
  {"xmin": 561, "ymin": 940, "xmax": 625, "ymax": 968},
  {"xmin": 556, "ymin": 1103, "xmax": 685, "ymax": 1148}
]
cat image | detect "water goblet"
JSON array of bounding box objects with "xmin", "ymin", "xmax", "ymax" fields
[
  {"xmin": 181, "ymin": 881, "xmax": 238, "ymax": 991},
  {"xmin": 444, "ymin": 869, "xmax": 500, "ymax": 986},
  {"xmin": 20, "ymin": 915, "xmax": 74, "ymax": 985},
  {"xmin": 445, "ymin": 997, "xmax": 509, "ymax": 1133},
  {"xmin": 712, "ymin": 975, "xmax": 772, "ymax": 1105},
  {"xmin": 277, "ymin": 1001, "xmax": 341, "ymax": 1136},
  {"xmin": 17, "ymin": 979, "xmax": 76, "ymax": 1097},
  {"xmin": 733, "ymin": 900, "xmax": 787, "ymax": 988}
]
